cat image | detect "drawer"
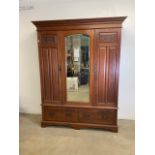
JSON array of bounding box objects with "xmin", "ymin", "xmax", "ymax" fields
[
  {"xmin": 44, "ymin": 107, "xmax": 65, "ymax": 121},
  {"xmin": 43, "ymin": 107, "xmax": 78, "ymax": 122},
  {"xmin": 64, "ymin": 108, "xmax": 78, "ymax": 122},
  {"xmin": 78, "ymin": 109, "xmax": 116, "ymax": 125}
]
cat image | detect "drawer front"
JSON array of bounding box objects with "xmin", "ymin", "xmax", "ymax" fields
[
  {"xmin": 44, "ymin": 107, "xmax": 64, "ymax": 121},
  {"xmin": 43, "ymin": 107, "xmax": 78, "ymax": 122},
  {"xmin": 64, "ymin": 109, "xmax": 78, "ymax": 122},
  {"xmin": 78, "ymin": 109, "xmax": 116, "ymax": 125}
]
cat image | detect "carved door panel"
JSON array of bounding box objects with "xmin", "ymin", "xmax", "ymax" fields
[
  {"xmin": 38, "ymin": 32, "xmax": 62, "ymax": 104},
  {"xmin": 94, "ymin": 29, "xmax": 121, "ymax": 107}
]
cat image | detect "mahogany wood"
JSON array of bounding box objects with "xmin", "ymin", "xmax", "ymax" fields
[
  {"xmin": 41, "ymin": 121, "xmax": 118, "ymax": 132},
  {"xmin": 94, "ymin": 28, "xmax": 121, "ymax": 107},
  {"xmin": 33, "ymin": 17, "xmax": 126, "ymax": 132}
]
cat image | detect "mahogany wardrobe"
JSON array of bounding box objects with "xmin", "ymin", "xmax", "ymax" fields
[{"xmin": 32, "ymin": 17, "xmax": 126, "ymax": 132}]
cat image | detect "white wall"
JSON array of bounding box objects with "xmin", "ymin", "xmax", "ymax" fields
[{"xmin": 19, "ymin": 0, "xmax": 135, "ymax": 119}]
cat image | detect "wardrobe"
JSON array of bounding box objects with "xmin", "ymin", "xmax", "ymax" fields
[{"xmin": 32, "ymin": 17, "xmax": 126, "ymax": 132}]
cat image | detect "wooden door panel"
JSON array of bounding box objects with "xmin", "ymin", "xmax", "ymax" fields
[
  {"xmin": 98, "ymin": 46, "xmax": 106, "ymax": 103},
  {"xmin": 97, "ymin": 46, "xmax": 117, "ymax": 104},
  {"xmin": 107, "ymin": 46, "xmax": 117, "ymax": 103},
  {"xmin": 38, "ymin": 32, "xmax": 62, "ymax": 104},
  {"xmin": 94, "ymin": 29, "xmax": 120, "ymax": 106},
  {"xmin": 49, "ymin": 48, "xmax": 60, "ymax": 101},
  {"xmin": 40, "ymin": 48, "xmax": 51, "ymax": 101}
]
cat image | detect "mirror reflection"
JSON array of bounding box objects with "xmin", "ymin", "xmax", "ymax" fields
[{"xmin": 65, "ymin": 34, "xmax": 90, "ymax": 102}]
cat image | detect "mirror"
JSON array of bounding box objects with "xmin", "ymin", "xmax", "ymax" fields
[{"xmin": 65, "ymin": 34, "xmax": 90, "ymax": 102}]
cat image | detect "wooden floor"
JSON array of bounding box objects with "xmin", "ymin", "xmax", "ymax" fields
[{"xmin": 20, "ymin": 114, "xmax": 135, "ymax": 155}]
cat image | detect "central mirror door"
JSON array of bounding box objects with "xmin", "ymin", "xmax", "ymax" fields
[{"xmin": 64, "ymin": 34, "xmax": 90, "ymax": 103}]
